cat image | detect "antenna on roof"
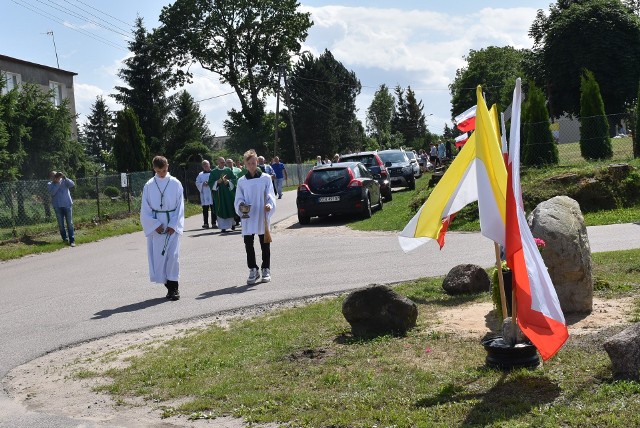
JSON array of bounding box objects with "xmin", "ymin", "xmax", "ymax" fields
[{"xmin": 45, "ymin": 31, "xmax": 60, "ymax": 69}]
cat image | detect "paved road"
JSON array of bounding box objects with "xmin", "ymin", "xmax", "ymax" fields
[{"xmin": 1, "ymin": 190, "xmax": 638, "ymax": 427}]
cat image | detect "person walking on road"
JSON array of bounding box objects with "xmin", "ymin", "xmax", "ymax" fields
[
  {"xmin": 48, "ymin": 170, "xmax": 76, "ymax": 247},
  {"xmin": 234, "ymin": 149, "xmax": 277, "ymax": 285},
  {"xmin": 270, "ymin": 156, "xmax": 288, "ymax": 199},
  {"xmin": 140, "ymin": 156, "xmax": 185, "ymax": 301},
  {"xmin": 195, "ymin": 160, "xmax": 216, "ymax": 229}
]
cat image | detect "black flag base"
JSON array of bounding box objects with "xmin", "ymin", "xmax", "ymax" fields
[{"xmin": 481, "ymin": 335, "xmax": 540, "ymax": 371}]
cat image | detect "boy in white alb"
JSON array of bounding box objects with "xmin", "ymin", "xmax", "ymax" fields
[
  {"xmin": 140, "ymin": 156, "xmax": 185, "ymax": 300},
  {"xmin": 234, "ymin": 149, "xmax": 277, "ymax": 285}
]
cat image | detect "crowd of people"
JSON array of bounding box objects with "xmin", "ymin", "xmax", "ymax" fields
[{"xmin": 139, "ymin": 151, "xmax": 284, "ymax": 300}]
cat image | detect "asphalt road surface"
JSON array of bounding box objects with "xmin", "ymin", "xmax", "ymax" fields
[{"xmin": 1, "ymin": 190, "xmax": 638, "ymax": 427}]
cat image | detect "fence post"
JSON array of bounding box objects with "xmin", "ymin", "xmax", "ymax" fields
[
  {"xmin": 95, "ymin": 171, "xmax": 101, "ymax": 222},
  {"xmin": 127, "ymin": 172, "xmax": 131, "ymax": 213},
  {"xmin": 10, "ymin": 183, "xmax": 17, "ymax": 238}
]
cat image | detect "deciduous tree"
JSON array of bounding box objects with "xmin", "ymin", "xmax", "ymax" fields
[
  {"xmin": 366, "ymin": 84, "xmax": 395, "ymax": 147},
  {"xmin": 529, "ymin": 0, "xmax": 640, "ymax": 119},
  {"xmin": 154, "ymin": 0, "xmax": 312, "ymax": 147}
]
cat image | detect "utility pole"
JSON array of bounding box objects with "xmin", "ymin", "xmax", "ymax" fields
[
  {"xmin": 282, "ymin": 67, "xmax": 302, "ymax": 184},
  {"xmin": 46, "ymin": 31, "xmax": 60, "ymax": 69},
  {"xmin": 273, "ymin": 66, "xmax": 282, "ymax": 157}
]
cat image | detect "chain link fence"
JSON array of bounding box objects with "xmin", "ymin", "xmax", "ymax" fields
[
  {"xmin": 1, "ymin": 115, "xmax": 635, "ymax": 244},
  {"xmin": 0, "ymin": 171, "xmax": 152, "ymax": 242}
]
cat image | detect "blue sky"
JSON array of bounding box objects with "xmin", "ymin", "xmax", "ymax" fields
[{"xmin": 2, "ymin": 0, "xmax": 551, "ymax": 137}]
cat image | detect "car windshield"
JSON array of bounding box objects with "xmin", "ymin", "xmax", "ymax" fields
[
  {"xmin": 379, "ymin": 152, "xmax": 407, "ymax": 163},
  {"xmin": 406, "ymin": 152, "xmax": 416, "ymax": 160},
  {"xmin": 308, "ymin": 168, "xmax": 350, "ymax": 190},
  {"xmin": 339, "ymin": 155, "xmax": 374, "ymax": 167}
]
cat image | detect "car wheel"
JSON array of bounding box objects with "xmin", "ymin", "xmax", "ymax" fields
[
  {"xmin": 385, "ymin": 190, "xmax": 393, "ymax": 201},
  {"xmin": 362, "ymin": 195, "xmax": 372, "ymax": 219},
  {"xmin": 378, "ymin": 192, "xmax": 383, "ymax": 210},
  {"xmin": 408, "ymin": 179, "xmax": 416, "ymax": 190},
  {"xmin": 298, "ymin": 214, "xmax": 310, "ymax": 225}
]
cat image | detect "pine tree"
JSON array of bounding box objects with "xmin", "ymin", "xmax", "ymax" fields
[
  {"xmin": 83, "ymin": 96, "xmax": 115, "ymax": 167},
  {"xmin": 391, "ymin": 86, "xmax": 427, "ymax": 148},
  {"xmin": 113, "ymin": 17, "xmax": 171, "ymax": 157},
  {"xmin": 113, "ymin": 108, "xmax": 150, "ymax": 172},
  {"xmin": 522, "ymin": 83, "xmax": 558, "ymax": 166},
  {"xmin": 165, "ymin": 90, "xmax": 212, "ymax": 160},
  {"xmin": 579, "ymin": 69, "xmax": 612, "ymax": 160},
  {"xmin": 634, "ymin": 82, "xmax": 640, "ymax": 158}
]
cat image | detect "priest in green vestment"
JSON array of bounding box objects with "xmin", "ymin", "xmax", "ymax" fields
[{"xmin": 208, "ymin": 157, "xmax": 237, "ymax": 232}]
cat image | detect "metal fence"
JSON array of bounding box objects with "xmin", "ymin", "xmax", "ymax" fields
[
  {"xmin": 0, "ymin": 121, "xmax": 634, "ymax": 244},
  {"xmin": 0, "ymin": 164, "xmax": 316, "ymax": 243},
  {"xmin": 0, "ymin": 171, "xmax": 152, "ymax": 242}
]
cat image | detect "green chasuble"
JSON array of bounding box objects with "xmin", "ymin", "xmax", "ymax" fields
[{"xmin": 208, "ymin": 167, "xmax": 236, "ymax": 218}]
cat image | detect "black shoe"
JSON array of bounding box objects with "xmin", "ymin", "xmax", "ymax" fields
[
  {"xmin": 164, "ymin": 282, "xmax": 172, "ymax": 299},
  {"xmin": 170, "ymin": 289, "xmax": 180, "ymax": 301},
  {"xmin": 221, "ymin": 229, "xmax": 227, "ymax": 233},
  {"xmin": 202, "ymin": 224, "xmax": 210, "ymax": 229},
  {"xmin": 231, "ymin": 225, "xmax": 236, "ymax": 231}
]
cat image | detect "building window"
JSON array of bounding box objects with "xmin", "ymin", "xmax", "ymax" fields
[
  {"xmin": 49, "ymin": 81, "xmax": 64, "ymax": 106},
  {"xmin": 1, "ymin": 71, "xmax": 21, "ymax": 94}
]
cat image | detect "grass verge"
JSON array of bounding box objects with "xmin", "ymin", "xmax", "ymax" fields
[
  {"xmin": 95, "ymin": 249, "xmax": 640, "ymax": 427},
  {"xmin": 0, "ymin": 202, "xmax": 202, "ymax": 261}
]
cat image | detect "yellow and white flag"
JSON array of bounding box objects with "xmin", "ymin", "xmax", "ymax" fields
[{"xmin": 398, "ymin": 86, "xmax": 507, "ymax": 252}]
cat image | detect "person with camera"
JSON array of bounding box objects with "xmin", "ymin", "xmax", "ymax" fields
[{"xmin": 48, "ymin": 170, "xmax": 76, "ymax": 247}]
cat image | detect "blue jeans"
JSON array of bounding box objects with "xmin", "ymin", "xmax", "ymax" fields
[
  {"xmin": 274, "ymin": 178, "xmax": 284, "ymax": 197},
  {"xmin": 54, "ymin": 206, "xmax": 74, "ymax": 243}
]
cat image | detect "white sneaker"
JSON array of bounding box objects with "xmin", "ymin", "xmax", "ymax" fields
[
  {"xmin": 261, "ymin": 268, "xmax": 271, "ymax": 283},
  {"xmin": 247, "ymin": 268, "xmax": 260, "ymax": 285}
]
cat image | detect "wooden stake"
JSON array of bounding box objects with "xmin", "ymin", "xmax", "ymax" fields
[{"xmin": 494, "ymin": 243, "xmax": 508, "ymax": 320}]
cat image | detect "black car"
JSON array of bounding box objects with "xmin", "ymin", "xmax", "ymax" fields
[
  {"xmin": 378, "ymin": 149, "xmax": 416, "ymax": 190},
  {"xmin": 338, "ymin": 151, "xmax": 392, "ymax": 201},
  {"xmin": 296, "ymin": 162, "xmax": 382, "ymax": 225}
]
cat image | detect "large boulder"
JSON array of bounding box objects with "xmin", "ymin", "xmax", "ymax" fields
[
  {"xmin": 442, "ymin": 264, "xmax": 490, "ymax": 295},
  {"xmin": 603, "ymin": 323, "xmax": 640, "ymax": 380},
  {"xmin": 528, "ymin": 196, "xmax": 593, "ymax": 314},
  {"xmin": 342, "ymin": 284, "xmax": 417, "ymax": 337}
]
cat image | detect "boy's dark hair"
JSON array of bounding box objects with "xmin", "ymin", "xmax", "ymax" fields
[{"xmin": 152, "ymin": 156, "xmax": 168, "ymax": 169}]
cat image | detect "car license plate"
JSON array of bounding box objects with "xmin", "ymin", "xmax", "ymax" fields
[{"xmin": 318, "ymin": 196, "xmax": 339, "ymax": 202}]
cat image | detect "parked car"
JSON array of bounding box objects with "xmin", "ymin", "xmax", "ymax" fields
[
  {"xmin": 296, "ymin": 162, "xmax": 382, "ymax": 225},
  {"xmin": 405, "ymin": 150, "xmax": 421, "ymax": 178},
  {"xmin": 378, "ymin": 149, "xmax": 416, "ymax": 190},
  {"xmin": 337, "ymin": 151, "xmax": 393, "ymax": 201}
]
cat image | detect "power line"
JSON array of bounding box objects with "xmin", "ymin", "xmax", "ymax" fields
[
  {"xmin": 195, "ymin": 91, "xmax": 236, "ymax": 103},
  {"xmin": 38, "ymin": 0, "xmax": 131, "ymax": 39},
  {"xmin": 61, "ymin": 0, "xmax": 133, "ymax": 36},
  {"xmin": 11, "ymin": 0, "xmax": 127, "ymax": 51}
]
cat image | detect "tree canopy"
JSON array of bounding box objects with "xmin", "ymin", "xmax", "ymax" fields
[
  {"xmin": 366, "ymin": 84, "xmax": 395, "ymax": 147},
  {"xmin": 165, "ymin": 90, "xmax": 212, "ymax": 161},
  {"xmin": 113, "ymin": 108, "xmax": 150, "ymax": 172},
  {"xmin": 153, "ymin": 0, "xmax": 313, "ymax": 146},
  {"xmin": 286, "ymin": 50, "xmax": 363, "ymax": 159},
  {"xmin": 529, "ymin": 0, "xmax": 640, "ymax": 117},
  {"xmin": 449, "ymin": 46, "xmax": 527, "ymax": 119},
  {"xmin": 391, "ymin": 86, "xmax": 429, "ymax": 150}
]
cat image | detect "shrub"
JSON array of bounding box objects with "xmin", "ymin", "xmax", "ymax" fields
[{"xmin": 103, "ymin": 186, "xmax": 121, "ymax": 198}]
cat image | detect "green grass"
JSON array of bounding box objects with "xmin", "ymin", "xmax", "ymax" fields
[
  {"xmin": 94, "ymin": 249, "xmax": 640, "ymax": 427},
  {"xmin": 351, "ymin": 159, "xmax": 640, "ymax": 232},
  {"xmin": 0, "ymin": 202, "xmax": 202, "ymax": 261},
  {"xmin": 557, "ymin": 137, "xmax": 635, "ymax": 166}
]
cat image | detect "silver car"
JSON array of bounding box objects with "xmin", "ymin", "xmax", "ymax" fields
[{"xmin": 405, "ymin": 150, "xmax": 422, "ymax": 178}]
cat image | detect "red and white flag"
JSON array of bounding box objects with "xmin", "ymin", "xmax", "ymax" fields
[
  {"xmin": 454, "ymin": 105, "xmax": 477, "ymax": 132},
  {"xmin": 454, "ymin": 132, "xmax": 469, "ymax": 148},
  {"xmin": 505, "ymin": 78, "xmax": 568, "ymax": 361}
]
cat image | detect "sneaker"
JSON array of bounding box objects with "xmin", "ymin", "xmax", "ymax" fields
[
  {"xmin": 170, "ymin": 289, "xmax": 180, "ymax": 301},
  {"xmin": 261, "ymin": 268, "xmax": 271, "ymax": 283},
  {"xmin": 278, "ymin": 195, "xmax": 282, "ymax": 199},
  {"xmin": 247, "ymin": 268, "xmax": 260, "ymax": 285},
  {"xmin": 70, "ymin": 242, "xmax": 76, "ymax": 247},
  {"xmin": 202, "ymin": 223, "xmax": 210, "ymax": 229}
]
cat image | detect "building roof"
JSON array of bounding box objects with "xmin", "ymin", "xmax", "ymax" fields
[{"xmin": 0, "ymin": 54, "xmax": 77, "ymax": 76}]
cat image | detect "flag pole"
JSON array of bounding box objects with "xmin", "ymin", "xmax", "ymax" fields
[{"xmin": 494, "ymin": 242, "xmax": 508, "ymax": 320}]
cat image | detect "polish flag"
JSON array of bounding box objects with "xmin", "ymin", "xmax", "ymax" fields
[
  {"xmin": 454, "ymin": 105, "xmax": 477, "ymax": 132},
  {"xmin": 454, "ymin": 132, "xmax": 469, "ymax": 148},
  {"xmin": 505, "ymin": 78, "xmax": 568, "ymax": 361}
]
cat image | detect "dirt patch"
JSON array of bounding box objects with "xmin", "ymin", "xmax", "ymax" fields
[{"xmin": 4, "ymin": 296, "xmax": 635, "ymax": 427}]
